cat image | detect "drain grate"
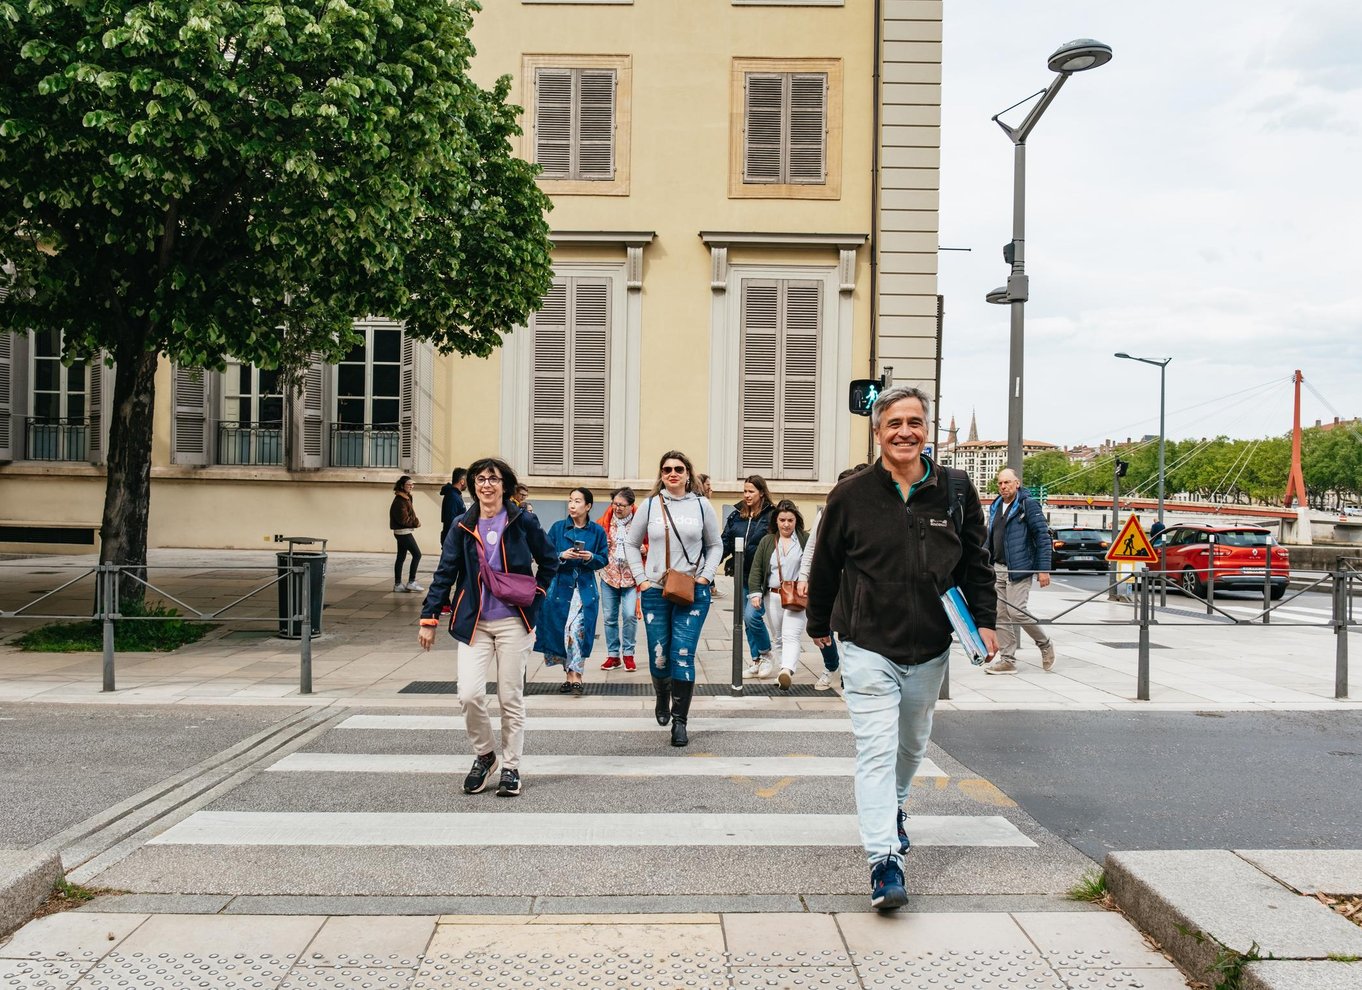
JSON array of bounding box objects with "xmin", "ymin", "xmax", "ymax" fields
[
  {"xmin": 1098, "ymin": 642, "xmax": 1170, "ymax": 650},
  {"xmin": 399, "ymin": 680, "xmax": 832, "ymax": 697}
]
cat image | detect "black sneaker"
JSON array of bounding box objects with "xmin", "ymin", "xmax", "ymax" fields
[
  {"xmin": 871, "ymin": 857, "xmax": 908, "ymax": 912},
  {"xmin": 462, "ymin": 752, "xmax": 497, "ymax": 794},
  {"xmin": 496, "ymin": 768, "xmax": 522, "ymax": 797},
  {"xmin": 897, "ymin": 808, "xmax": 911, "ymax": 855}
]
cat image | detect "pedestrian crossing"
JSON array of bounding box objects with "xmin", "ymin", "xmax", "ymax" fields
[{"xmin": 87, "ymin": 710, "xmax": 1088, "ymax": 900}]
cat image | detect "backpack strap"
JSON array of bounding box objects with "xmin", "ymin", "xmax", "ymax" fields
[{"xmin": 944, "ymin": 467, "xmax": 968, "ymax": 534}]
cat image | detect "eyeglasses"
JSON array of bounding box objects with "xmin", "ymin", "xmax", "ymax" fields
[
  {"xmin": 474, "ymin": 476, "xmax": 503, "ymax": 487},
  {"xmin": 612, "ymin": 502, "xmax": 631, "ymax": 509},
  {"xmin": 661, "ymin": 466, "xmax": 686, "ymax": 475}
]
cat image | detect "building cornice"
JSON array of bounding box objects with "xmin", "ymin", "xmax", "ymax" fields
[{"xmin": 699, "ymin": 231, "xmax": 868, "ymax": 294}]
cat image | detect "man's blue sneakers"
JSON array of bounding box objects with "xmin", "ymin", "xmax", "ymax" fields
[
  {"xmin": 870, "ymin": 857, "xmax": 908, "ymax": 912},
  {"xmin": 897, "ymin": 808, "xmax": 911, "ymax": 855}
]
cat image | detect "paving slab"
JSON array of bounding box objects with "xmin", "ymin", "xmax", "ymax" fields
[
  {"xmin": 1105, "ymin": 849, "xmax": 1362, "ymax": 981},
  {"xmin": 301, "ymin": 915, "xmax": 436, "ymax": 967},
  {"xmin": 1236, "ymin": 849, "xmax": 1362, "ymax": 895},
  {"xmin": 1241, "ymin": 960, "xmax": 1362, "ymax": 990},
  {"xmin": 0, "ymin": 910, "xmax": 145, "ymax": 961}
]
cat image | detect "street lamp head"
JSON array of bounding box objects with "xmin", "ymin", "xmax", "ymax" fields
[
  {"xmin": 986, "ymin": 286, "xmax": 1009, "ymax": 305},
  {"xmin": 1114, "ymin": 352, "xmax": 1131, "ymax": 359},
  {"xmin": 1048, "ymin": 39, "xmax": 1113, "ymax": 74}
]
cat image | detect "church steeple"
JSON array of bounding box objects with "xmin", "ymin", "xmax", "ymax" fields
[
  {"xmin": 946, "ymin": 415, "xmax": 958, "ymax": 447},
  {"xmin": 968, "ymin": 409, "xmax": 978, "ymax": 442}
]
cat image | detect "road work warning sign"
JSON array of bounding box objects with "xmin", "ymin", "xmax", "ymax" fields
[{"xmin": 1106, "ymin": 514, "xmax": 1158, "ymax": 563}]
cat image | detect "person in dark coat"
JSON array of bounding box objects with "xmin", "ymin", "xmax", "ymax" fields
[
  {"xmin": 719, "ymin": 475, "xmax": 777, "ymax": 676},
  {"xmin": 439, "ymin": 467, "xmax": 467, "ymax": 545},
  {"xmin": 417, "ymin": 457, "xmax": 558, "ymax": 799},
  {"xmin": 389, "ymin": 475, "xmax": 423, "ymax": 593},
  {"xmin": 534, "ymin": 487, "xmax": 609, "ymax": 697}
]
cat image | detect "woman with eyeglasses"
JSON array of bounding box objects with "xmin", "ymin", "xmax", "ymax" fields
[
  {"xmin": 624, "ymin": 451, "xmax": 722, "ymax": 747},
  {"xmin": 598, "ymin": 487, "xmax": 641, "ymax": 672},
  {"xmin": 534, "ymin": 487, "xmax": 608, "ymax": 697},
  {"xmin": 417, "ymin": 457, "xmax": 558, "ymax": 798},
  {"xmin": 389, "ymin": 475, "xmax": 424, "ymax": 594}
]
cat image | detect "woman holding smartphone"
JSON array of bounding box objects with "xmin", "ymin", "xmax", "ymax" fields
[
  {"xmin": 625, "ymin": 451, "xmax": 722, "ymax": 747},
  {"xmin": 535, "ymin": 487, "xmax": 608, "ymax": 696}
]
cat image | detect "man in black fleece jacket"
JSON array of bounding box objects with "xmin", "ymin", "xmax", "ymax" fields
[{"xmin": 807, "ymin": 384, "xmax": 998, "ymax": 911}]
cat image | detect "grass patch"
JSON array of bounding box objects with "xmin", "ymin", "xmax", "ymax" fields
[
  {"xmin": 15, "ymin": 600, "xmax": 215, "ymax": 653},
  {"xmin": 27, "ymin": 878, "xmax": 125, "ymax": 925},
  {"xmin": 1326, "ymin": 953, "xmax": 1361, "ymax": 962},
  {"xmin": 1067, "ymin": 869, "xmax": 1109, "ymax": 903}
]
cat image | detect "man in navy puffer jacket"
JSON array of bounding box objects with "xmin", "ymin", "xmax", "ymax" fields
[{"xmin": 984, "ymin": 468, "xmax": 1056, "ymax": 674}]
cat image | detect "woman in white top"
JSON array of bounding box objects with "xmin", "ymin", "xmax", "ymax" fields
[
  {"xmin": 624, "ymin": 450, "xmax": 722, "ymax": 747},
  {"xmin": 747, "ymin": 500, "xmax": 809, "ymax": 690}
]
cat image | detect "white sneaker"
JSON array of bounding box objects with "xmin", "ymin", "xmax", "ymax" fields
[
  {"xmin": 756, "ymin": 657, "xmax": 774, "ymax": 679},
  {"xmin": 406, "ymin": 580, "xmax": 425, "ymax": 592},
  {"xmin": 742, "ymin": 660, "xmax": 759, "ymax": 678},
  {"xmin": 394, "ymin": 583, "xmax": 408, "ymax": 593},
  {"xmin": 815, "ymin": 671, "xmax": 834, "ymax": 691}
]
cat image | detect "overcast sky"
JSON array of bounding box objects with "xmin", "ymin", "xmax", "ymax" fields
[{"xmin": 936, "ymin": 1, "xmax": 1361, "ymax": 449}]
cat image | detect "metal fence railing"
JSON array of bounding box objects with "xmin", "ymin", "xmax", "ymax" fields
[{"xmin": 0, "ymin": 562, "xmax": 316, "ymax": 694}]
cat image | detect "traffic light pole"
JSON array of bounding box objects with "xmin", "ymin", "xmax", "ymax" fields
[{"xmin": 1108, "ymin": 458, "xmax": 1126, "ymax": 601}]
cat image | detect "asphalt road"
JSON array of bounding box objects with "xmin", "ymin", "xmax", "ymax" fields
[
  {"xmin": 0, "ymin": 703, "xmax": 305, "ymax": 849},
  {"xmin": 933, "ymin": 710, "xmax": 1362, "ymax": 861}
]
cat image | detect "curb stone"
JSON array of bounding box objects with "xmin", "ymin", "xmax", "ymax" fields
[
  {"xmin": 0, "ymin": 849, "xmax": 62, "ymax": 936},
  {"xmin": 1240, "ymin": 960, "xmax": 1362, "ymax": 990}
]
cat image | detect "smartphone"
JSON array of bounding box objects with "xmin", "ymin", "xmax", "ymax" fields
[{"xmin": 572, "ymin": 540, "xmax": 585, "ymax": 552}]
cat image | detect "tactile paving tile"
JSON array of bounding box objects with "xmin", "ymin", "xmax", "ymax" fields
[
  {"xmin": 0, "ymin": 959, "xmax": 87, "ymax": 990},
  {"xmin": 729, "ymin": 966, "xmax": 860, "ymax": 989},
  {"xmin": 854, "ymin": 949, "xmax": 1068, "ymax": 989},
  {"xmin": 277, "ymin": 966, "xmax": 417, "ymax": 989},
  {"xmin": 300, "ymin": 953, "xmax": 425, "ymax": 970},
  {"xmin": 410, "ymin": 950, "xmax": 730, "ymax": 990},
  {"xmin": 1045, "ymin": 948, "xmax": 1146, "ymax": 970},
  {"xmin": 726, "ymin": 949, "xmax": 852, "ymax": 968},
  {"xmin": 1056, "ymin": 969, "xmax": 1188, "ymax": 989},
  {"xmin": 78, "ymin": 952, "xmax": 295, "ymax": 990}
]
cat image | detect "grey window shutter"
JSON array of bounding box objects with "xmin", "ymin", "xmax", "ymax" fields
[
  {"xmin": 779, "ymin": 281, "xmax": 821, "ymax": 479},
  {"xmin": 171, "ymin": 364, "xmax": 211, "ymax": 465},
  {"xmin": 576, "ymin": 70, "xmax": 616, "ymax": 181},
  {"xmin": 739, "ymin": 280, "xmax": 780, "ymax": 474},
  {"xmin": 787, "ymin": 73, "xmax": 827, "ymax": 184},
  {"xmin": 0, "ymin": 330, "xmax": 13, "ymax": 461},
  {"xmin": 535, "ymin": 69, "xmax": 573, "ymax": 180},
  {"xmin": 569, "ymin": 279, "xmax": 610, "ymax": 476},
  {"xmin": 530, "ymin": 281, "xmax": 569, "ymax": 476},
  {"xmin": 87, "ymin": 357, "xmax": 113, "ymax": 466},
  {"xmin": 289, "ymin": 354, "xmax": 326, "ymax": 470},
  {"xmin": 744, "ymin": 74, "xmax": 784, "ymax": 183},
  {"xmin": 399, "ymin": 328, "xmax": 434, "ymax": 474}
]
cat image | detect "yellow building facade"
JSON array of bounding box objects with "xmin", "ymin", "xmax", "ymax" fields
[{"xmin": 0, "ymin": 0, "xmax": 943, "ymax": 553}]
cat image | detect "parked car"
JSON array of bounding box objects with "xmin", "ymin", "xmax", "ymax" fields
[
  {"xmin": 1150, "ymin": 524, "xmax": 1289, "ymax": 599},
  {"xmin": 1049, "ymin": 528, "xmax": 1111, "ymax": 570}
]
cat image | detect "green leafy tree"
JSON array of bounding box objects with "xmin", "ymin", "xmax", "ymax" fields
[{"xmin": 0, "ymin": 0, "xmax": 553, "ymax": 591}]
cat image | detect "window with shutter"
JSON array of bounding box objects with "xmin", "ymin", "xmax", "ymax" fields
[
  {"xmin": 289, "ymin": 354, "xmax": 326, "ymax": 471},
  {"xmin": 333, "ymin": 320, "xmax": 401, "ymax": 468},
  {"xmin": 739, "ymin": 279, "xmax": 821, "ymax": 480},
  {"xmin": 171, "ymin": 364, "xmax": 211, "ymax": 466},
  {"xmin": 398, "ymin": 330, "xmax": 434, "ymax": 474},
  {"xmin": 743, "ymin": 72, "xmax": 826, "ymax": 185},
  {"xmin": 0, "ymin": 330, "xmax": 14, "ymax": 462},
  {"xmin": 219, "ymin": 362, "xmax": 284, "ymax": 466},
  {"xmin": 534, "ymin": 68, "xmax": 615, "ymax": 182},
  {"xmin": 530, "ymin": 277, "xmax": 610, "ymax": 477}
]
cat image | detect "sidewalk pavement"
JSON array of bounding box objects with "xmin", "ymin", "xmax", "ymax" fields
[{"xmin": 0, "ymin": 549, "xmax": 1357, "ymax": 711}]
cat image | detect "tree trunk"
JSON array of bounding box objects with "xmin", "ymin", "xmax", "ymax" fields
[{"xmin": 99, "ymin": 342, "xmax": 159, "ymax": 606}]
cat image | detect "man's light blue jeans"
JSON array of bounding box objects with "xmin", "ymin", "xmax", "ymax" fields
[{"xmin": 839, "ymin": 640, "xmax": 949, "ymax": 866}]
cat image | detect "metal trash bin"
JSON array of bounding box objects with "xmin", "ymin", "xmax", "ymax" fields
[{"xmin": 275, "ymin": 536, "xmax": 328, "ymax": 638}]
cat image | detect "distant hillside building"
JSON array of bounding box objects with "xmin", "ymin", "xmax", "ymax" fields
[{"xmin": 937, "ymin": 418, "xmax": 1058, "ymax": 491}]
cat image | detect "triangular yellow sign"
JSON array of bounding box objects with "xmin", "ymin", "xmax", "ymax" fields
[{"xmin": 1105, "ymin": 514, "xmax": 1158, "ymax": 563}]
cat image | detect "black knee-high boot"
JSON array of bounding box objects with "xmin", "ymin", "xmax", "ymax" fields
[
  {"xmin": 652, "ymin": 676, "xmax": 672, "ymax": 726},
  {"xmin": 670, "ymin": 679, "xmax": 694, "ymax": 747}
]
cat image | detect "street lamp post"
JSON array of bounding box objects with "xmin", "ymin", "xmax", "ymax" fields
[
  {"xmin": 987, "ymin": 39, "xmax": 1113, "ymax": 474},
  {"xmin": 1115, "ymin": 353, "xmax": 1172, "ymax": 525}
]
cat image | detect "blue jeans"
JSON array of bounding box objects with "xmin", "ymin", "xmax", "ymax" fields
[
  {"xmin": 743, "ymin": 584, "xmax": 773, "ymax": 659},
  {"xmin": 600, "ymin": 583, "xmax": 638, "ymax": 657},
  {"xmin": 819, "ymin": 635, "xmax": 840, "ymax": 672},
  {"xmin": 839, "ymin": 641, "xmax": 949, "ymax": 866},
  {"xmin": 641, "ymin": 585, "xmax": 711, "ymax": 684}
]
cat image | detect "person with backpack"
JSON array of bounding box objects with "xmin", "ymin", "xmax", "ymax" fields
[
  {"xmin": 624, "ymin": 450, "xmax": 722, "ymax": 748},
  {"xmin": 983, "ymin": 467, "xmax": 1056, "ymax": 674},
  {"xmin": 807, "ymin": 385, "xmax": 997, "ymax": 912}
]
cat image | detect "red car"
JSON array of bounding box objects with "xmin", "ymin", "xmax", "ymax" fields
[{"xmin": 1151, "ymin": 524, "xmax": 1289, "ymax": 599}]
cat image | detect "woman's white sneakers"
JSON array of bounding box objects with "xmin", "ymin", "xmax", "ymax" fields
[{"xmin": 394, "ymin": 581, "xmax": 425, "ymax": 593}]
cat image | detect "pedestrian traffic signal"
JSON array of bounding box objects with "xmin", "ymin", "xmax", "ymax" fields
[
  {"xmin": 1115, "ymin": 459, "xmax": 1129, "ymax": 479},
  {"xmin": 848, "ymin": 378, "xmax": 883, "ymax": 416}
]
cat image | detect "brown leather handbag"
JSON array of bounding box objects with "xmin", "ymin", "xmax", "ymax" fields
[
  {"xmin": 777, "ymin": 537, "xmax": 807, "ymax": 611},
  {"xmin": 660, "ymin": 500, "xmax": 696, "ymax": 606}
]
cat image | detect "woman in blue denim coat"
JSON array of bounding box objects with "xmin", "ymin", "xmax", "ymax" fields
[{"xmin": 534, "ymin": 487, "xmax": 608, "ymax": 697}]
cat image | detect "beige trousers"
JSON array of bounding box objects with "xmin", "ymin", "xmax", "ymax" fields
[
  {"xmin": 993, "ymin": 564, "xmax": 1050, "ymax": 661},
  {"xmin": 457, "ymin": 616, "xmax": 533, "ymax": 770}
]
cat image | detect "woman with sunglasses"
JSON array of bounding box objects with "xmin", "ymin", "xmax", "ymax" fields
[
  {"xmin": 598, "ymin": 487, "xmax": 641, "ymax": 671},
  {"xmin": 534, "ymin": 487, "xmax": 608, "ymax": 697},
  {"xmin": 417, "ymin": 457, "xmax": 558, "ymax": 798},
  {"xmin": 624, "ymin": 451, "xmax": 722, "ymax": 747}
]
